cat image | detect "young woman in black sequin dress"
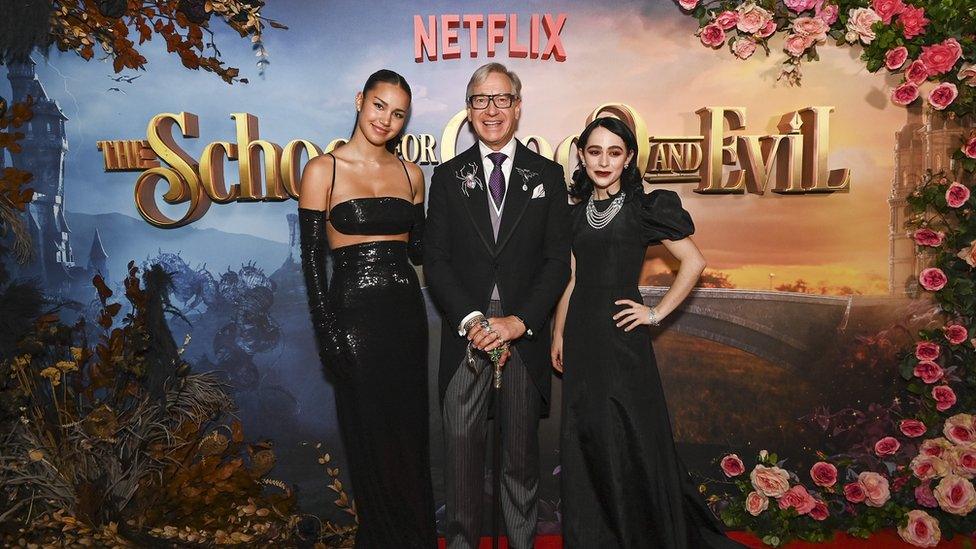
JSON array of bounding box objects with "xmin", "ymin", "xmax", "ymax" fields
[{"xmin": 297, "ymin": 69, "xmax": 434, "ymax": 548}]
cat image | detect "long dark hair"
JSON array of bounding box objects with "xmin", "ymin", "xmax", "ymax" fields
[
  {"xmin": 358, "ymin": 69, "xmax": 412, "ymax": 153},
  {"xmin": 568, "ymin": 117, "xmax": 643, "ymax": 201}
]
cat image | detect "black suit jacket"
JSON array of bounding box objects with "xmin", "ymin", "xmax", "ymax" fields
[{"xmin": 424, "ymin": 141, "xmax": 571, "ymax": 415}]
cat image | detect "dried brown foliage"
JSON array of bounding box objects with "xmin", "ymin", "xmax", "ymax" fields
[
  {"xmin": 0, "ymin": 96, "xmax": 36, "ymax": 263},
  {"xmin": 47, "ymin": 0, "xmax": 287, "ymax": 84},
  {"xmin": 0, "ymin": 262, "xmax": 297, "ymax": 545}
]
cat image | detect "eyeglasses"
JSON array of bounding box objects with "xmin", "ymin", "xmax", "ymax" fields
[{"xmin": 467, "ymin": 93, "xmax": 519, "ymax": 110}]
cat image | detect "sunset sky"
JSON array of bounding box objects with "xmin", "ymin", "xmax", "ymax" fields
[{"xmin": 4, "ymin": 0, "xmax": 910, "ymax": 295}]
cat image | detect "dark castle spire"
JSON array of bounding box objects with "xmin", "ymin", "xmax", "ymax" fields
[{"xmin": 87, "ymin": 228, "xmax": 108, "ymax": 280}]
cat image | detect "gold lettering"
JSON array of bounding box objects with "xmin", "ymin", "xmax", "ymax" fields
[
  {"xmin": 695, "ymin": 107, "xmax": 745, "ymax": 194},
  {"xmin": 282, "ymin": 139, "xmax": 323, "ymax": 199},
  {"xmin": 418, "ymin": 134, "xmax": 438, "ymax": 164},
  {"xmin": 231, "ymin": 113, "xmax": 286, "ymax": 201},
  {"xmin": 199, "ymin": 141, "xmax": 240, "ymax": 203},
  {"xmin": 440, "ymin": 109, "xmax": 469, "ymax": 162},
  {"xmin": 800, "ymin": 107, "xmax": 850, "ymax": 192},
  {"xmin": 98, "ymin": 140, "xmax": 158, "ymax": 171},
  {"xmin": 133, "ymin": 112, "xmax": 210, "ymax": 228},
  {"xmin": 521, "ymin": 135, "xmax": 553, "ymax": 159}
]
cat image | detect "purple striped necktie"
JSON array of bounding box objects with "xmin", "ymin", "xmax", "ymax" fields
[{"xmin": 487, "ymin": 152, "xmax": 507, "ymax": 209}]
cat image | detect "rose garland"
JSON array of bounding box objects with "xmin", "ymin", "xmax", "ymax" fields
[
  {"xmin": 675, "ymin": 1, "xmax": 976, "ymax": 545},
  {"xmin": 679, "ymin": 0, "xmax": 975, "ymax": 117}
]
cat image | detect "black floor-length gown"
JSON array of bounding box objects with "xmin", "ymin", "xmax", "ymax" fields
[
  {"xmin": 299, "ymin": 156, "xmax": 435, "ymax": 548},
  {"xmin": 560, "ymin": 189, "xmax": 743, "ymax": 549}
]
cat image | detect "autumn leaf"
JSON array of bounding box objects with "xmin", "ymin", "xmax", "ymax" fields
[{"xmin": 92, "ymin": 274, "xmax": 113, "ymax": 301}]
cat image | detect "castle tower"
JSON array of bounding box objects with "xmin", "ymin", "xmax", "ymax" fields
[
  {"xmin": 889, "ymin": 104, "xmax": 976, "ymax": 295},
  {"xmin": 5, "ymin": 58, "xmax": 73, "ymax": 290},
  {"xmin": 888, "ymin": 104, "xmax": 923, "ymax": 295},
  {"xmin": 87, "ymin": 228, "xmax": 108, "ymax": 281}
]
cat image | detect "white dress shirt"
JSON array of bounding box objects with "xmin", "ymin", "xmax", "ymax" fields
[{"xmin": 458, "ymin": 138, "xmax": 518, "ymax": 335}]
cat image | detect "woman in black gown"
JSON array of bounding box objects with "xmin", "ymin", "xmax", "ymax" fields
[
  {"xmin": 551, "ymin": 117, "xmax": 744, "ymax": 548},
  {"xmin": 297, "ymin": 69, "xmax": 434, "ymax": 548}
]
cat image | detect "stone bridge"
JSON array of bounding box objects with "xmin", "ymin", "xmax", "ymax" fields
[{"xmin": 637, "ymin": 287, "xmax": 909, "ymax": 370}]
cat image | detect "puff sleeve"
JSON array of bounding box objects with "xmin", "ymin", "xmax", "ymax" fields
[{"xmin": 639, "ymin": 189, "xmax": 695, "ymax": 245}]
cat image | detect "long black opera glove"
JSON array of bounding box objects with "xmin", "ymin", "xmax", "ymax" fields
[
  {"xmin": 298, "ymin": 208, "xmax": 342, "ymax": 373},
  {"xmin": 407, "ymin": 202, "xmax": 425, "ymax": 266}
]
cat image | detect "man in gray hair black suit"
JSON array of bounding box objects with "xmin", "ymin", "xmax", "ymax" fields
[{"xmin": 424, "ymin": 62, "xmax": 571, "ymax": 548}]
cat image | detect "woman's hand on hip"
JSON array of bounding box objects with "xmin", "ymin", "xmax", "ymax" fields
[{"xmin": 613, "ymin": 299, "xmax": 654, "ymax": 332}]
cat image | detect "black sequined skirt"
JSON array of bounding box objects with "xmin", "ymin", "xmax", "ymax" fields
[{"xmin": 326, "ymin": 240, "xmax": 435, "ymax": 548}]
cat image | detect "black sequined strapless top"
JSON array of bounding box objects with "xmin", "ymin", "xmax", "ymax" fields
[{"xmin": 329, "ymin": 197, "xmax": 416, "ymax": 236}]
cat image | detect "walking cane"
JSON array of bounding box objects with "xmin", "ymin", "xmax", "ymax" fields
[{"xmin": 489, "ymin": 344, "xmax": 506, "ymax": 549}]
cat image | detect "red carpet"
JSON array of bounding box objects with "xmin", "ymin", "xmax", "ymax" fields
[{"xmin": 438, "ymin": 531, "xmax": 975, "ymax": 548}]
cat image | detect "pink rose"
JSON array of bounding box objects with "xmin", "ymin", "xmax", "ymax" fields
[
  {"xmin": 715, "ymin": 10, "xmax": 739, "ymax": 30},
  {"xmin": 946, "ymin": 181, "xmax": 970, "ymax": 208},
  {"xmin": 885, "ymin": 46, "xmax": 909, "ymax": 70},
  {"xmin": 809, "ymin": 499, "xmax": 829, "ymax": 521},
  {"xmin": 919, "ymin": 268, "xmax": 948, "ymax": 291},
  {"xmin": 736, "ymin": 3, "xmax": 772, "ymax": 35},
  {"xmin": 858, "ymin": 471, "xmax": 890, "ymax": 507},
  {"xmin": 920, "ymin": 38, "xmax": 963, "ymax": 75},
  {"xmin": 784, "ymin": 34, "xmax": 813, "ymax": 57},
  {"xmin": 963, "ymin": 136, "xmax": 976, "ymax": 159},
  {"xmin": 678, "ymin": 0, "xmax": 700, "ymax": 10},
  {"xmin": 898, "ymin": 509, "xmax": 941, "ymax": 547},
  {"xmin": 875, "ymin": 436, "xmax": 901, "ymax": 457},
  {"xmin": 816, "ymin": 4, "xmax": 839, "ymax": 25},
  {"xmin": 860, "ymin": 474, "xmax": 892, "ymax": 502},
  {"xmin": 915, "ymin": 341, "xmax": 941, "ymax": 361},
  {"xmin": 906, "ymin": 60, "xmax": 930, "ymax": 84},
  {"xmin": 750, "ymin": 464, "xmax": 791, "ymax": 498},
  {"xmin": 757, "ymin": 19, "xmax": 777, "ymax": 38},
  {"xmin": 921, "ymin": 438, "xmax": 953, "ymax": 458},
  {"xmin": 784, "ymin": 0, "xmax": 818, "ymax": 12},
  {"xmin": 901, "ymin": 419, "xmax": 928, "ymax": 438},
  {"xmin": 844, "ymin": 481, "xmax": 866, "ymax": 503},
  {"xmin": 721, "ymin": 454, "xmax": 745, "ymax": 477},
  {"xmin": 913, "ymin": 228, "xmax": 945, "ymax": 247},
  {"xmin": 959, "ymin": 63, "xmax": 976, "ymax": 86},
  {"xmin": 912, "ymin": 454, "xmax": 950, "ymax": 480},
  {"xmin": 943, "ymin": 414, "xmax": 976, "ymax": 445},
  {"xmin": 914, "ymin": 361, "xmax": 944, "ymax": 384},
  {"xmin": 958, "ymin": 239, "xmax": 976, "ymax": 268},
  {"xmin": 934, "ymin": 474, "xmax": 976, "ymax": 515},
  {"xmin": 871, "ymin": 0, "xmax": 904, "ymax": 24},
  {"xmin": 745, "ymin": 490, "xmax": 769, "ymax": 516},
  {"xmin": 897, "ymin": 5, "xmax": 929, "ymax": 39},
  {"xmin": 792, "ymin": 16, "xmax": 828, "ymax": 40},
  {"xmin": 944, "ymin": 324, "xmax": 969, "ymax": 345},
  {"xmin": 928, "ymin": 82, "xmax": 959, "ymax": 111},
  {"xmin": 891, "ymin": 82, "xmax": 920, "ymax": 106},
  {"xmin": 732, "ymin": 38, "xmax": 758, "ymax": 60},
  {"xmin": 952, "ymin": 444, "xmax": 976, "ymax": 479},
  {"xmin": 916, "ymin": 483, "xmax": 939, "ymax": 508},
  {"xmin": 810, "ymin": 461, "xmax": 838, "ymax": 487},
  {"xmin": 933, "ymin": 385, "xmax": 956, "ymax": 412},
  {"xmin": 699, "ymin": 23, "xmax": 726, "ymax": 48},
  {"xmin": 778, "ymin": 484, "xmax": 817, "ymax": 514},
  {"xmin": 846, "ymin": 7, "xmax": 882, "ymax": 44}
]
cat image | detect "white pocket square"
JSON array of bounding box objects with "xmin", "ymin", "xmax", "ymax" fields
[{"xmin": 531, "ymin": 184, "xmax": 546, "ymax": 199}]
